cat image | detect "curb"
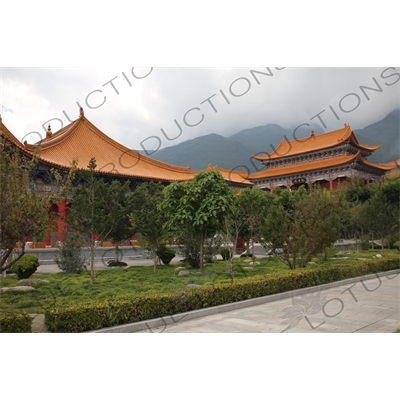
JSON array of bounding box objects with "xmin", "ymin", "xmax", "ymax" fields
[{"xmin": 91, "ymin": 269, "xmax": 399, "ymax": 333}]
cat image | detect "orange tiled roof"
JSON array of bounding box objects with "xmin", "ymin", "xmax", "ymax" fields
[
  {"xmin": 252, "ymin": 124, "xmax": 381, "ymax": 161},
  {"xmin": 205, "ymin": 164, "xmax": 253, "ymax": 186},
  {"xmin": 0, "ymin": 115, "xmax": 32, "ymax": 155},
  {"xmin": 22, "ymin": 111, "xmax": 197, "ymax": 182},
  {"xmin": 383, "ymin": 159, "xmax": 400, "ymax": 179},
  {"xmin": 249, "ymin": 152, "xmax": 394, "ymax": 180}
]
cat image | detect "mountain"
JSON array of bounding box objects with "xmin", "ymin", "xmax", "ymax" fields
[
  {"xmin": 148, "ymin": 110, "xmax": 399, "ymax": 171},
  {"xmin": 148, "ymin": 133, "xmax": 256, "ymax": 172},
  {"xmin": 229, "ymin": 123, "xmax": 324, "ymax": 156},
  {"xmin": 354, "ymin": 108, "xmax": 400, "ymax": 163},
  {"xmin": 149, "ymin": 123, "xmax": 326, "ymax": 172}
]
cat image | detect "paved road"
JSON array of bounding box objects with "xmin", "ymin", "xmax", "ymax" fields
[
  {"xmin": 35, "ymin": 255, "xmax": 186, "ymax": 273},
  {"xmin": 96, "ymin": 270, "xmax": 399, "ymax": 333}
]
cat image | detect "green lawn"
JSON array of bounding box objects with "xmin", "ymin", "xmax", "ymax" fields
[{"xmin": 1, "ymin": 249, "xmax": 398, "ymax": 314}]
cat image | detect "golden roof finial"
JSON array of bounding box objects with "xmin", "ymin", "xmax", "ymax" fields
[
  {"xmin": 79, "ymin": 107, "xmax": 84, "ymax": 119},
  {"xmin": 46, "ymin": 124, "xmax": 52, "ymax": 138},
  {"xmin": 311, "ymin": 130, "xmax": 315, "ymax": 137}
]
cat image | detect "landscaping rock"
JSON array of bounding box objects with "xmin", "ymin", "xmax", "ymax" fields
[
  {"xmin": 186, "ymin": 284, "xmax": 201, "ymax": 288},
  {"xmin": 17, "ymin": 279, "xmax": 50, "ymax": 286},
  {"xmin": 175, "ymin": 266, "xmax": 186, "ymax": 273},
  {"xmin": 242, "ymin": 267, "xmax": 254, "ymax": 271},
  {"xmin": 0, "ymin": 286, "xmax": 35, "ymax": 292},
  {"xmin": 375, "ymin": 254, "xmax": 383, "ymax": 258},
  {"xmin": 243, "ymin": 259, "xmax": 252, "ymax": 263},
  {"xmin": 178, "ymin": 270, "xmax": 190, "ymax": 277},
  {"xmin": 249, "ymin": 261, "xmax": 260, "ymax": 266}
]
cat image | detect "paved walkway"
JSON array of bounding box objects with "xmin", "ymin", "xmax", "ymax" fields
[{"xmin": 95, "ymin": 270, "xmax": 399, "ymax": 333}]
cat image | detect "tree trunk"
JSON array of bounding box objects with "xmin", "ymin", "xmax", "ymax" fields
[
  {"xmin": 0, "ymin": 242, "xmax": 26, "ymax": 274},
  {"xmin": 115, "ymin": 242, "xmax": 120, "ymax": 262},
  {"xmin": 200, "ymin": 233, "xmax": 205, "ymax": 274},
  {"xmin": 251, "ymin": 238, "xmax": 255, "ymax": 265},
  {"xmin": 153, "ymin": 246, "xmax": 157, "ymax": 273},
  {"xmin": 0, "ymin": 247, "xmax": 14, "ymax": 274},
  {"xmin": 90, "ymin": 239, "xmax": 95, "ymax": 285}
]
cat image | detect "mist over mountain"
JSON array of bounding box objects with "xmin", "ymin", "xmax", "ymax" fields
[
  {"xmin": 146, "ymin": 109, "xmax": 399, "ymax": 171},
  {"xmin": 354, "ymin": 108, "xmax": 399, "ymax": 163},
  {"xmin": 229, "ymin": 123, "xmax": 325, "ymax": 156}
]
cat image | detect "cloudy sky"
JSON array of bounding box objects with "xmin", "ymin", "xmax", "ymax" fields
[{"xmin": 1, "ymin": 67, "xmax": 399, "ymax": 153}]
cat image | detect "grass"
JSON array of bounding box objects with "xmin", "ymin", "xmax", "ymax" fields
[{"xmin": 0, "ymin": 249, "xmax": 398, "ymax": 314}]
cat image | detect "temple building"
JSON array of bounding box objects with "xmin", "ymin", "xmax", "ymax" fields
[
  {"xmin": 0, "ymin": 109, "xmax": 251, "ymax": 247},
  {"xmin": 249, "ymin": 124, "xmax": 395, "ymax": 191}
]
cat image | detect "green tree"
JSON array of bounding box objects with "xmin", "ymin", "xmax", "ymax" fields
[
  {"xmin": 161, "ymin": 170, "xmax": 236, "ymax": 273},
  {"xmin": 262, "ymin": 187, "xmax": 346, "ymax": 269},
  {"xmin": 345, "ymin": 175, "xmax": 373, "ymax": 204},
  {"xmin": 67, "ymin": 158, "xmax": 111, "ymax": 284},
  {"xmin": 129, "ymin": 181, "xmax": 166, "ymax": 272},
  {"xmin": 237, "ymin": 187, "xmax": 272, "ymax": 262},
  {"xmin": 0, "ymin": 144, "xmax": 75, "ymax": 274},
  {"xmin": 222, "ymin": 195, "xmax": 247, "ymax": 277},
  {"xmin": 356, "ymin": 186, "xmax": 399, "ymax": 253},
  {"xmin": 101, "ymin": 180, "xmax": 134, "ymax": 262}
]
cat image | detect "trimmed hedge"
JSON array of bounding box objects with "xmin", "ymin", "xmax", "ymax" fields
[
  {"xmin": 107, "ymin": 261, "xmax": 128, "ymax": 267},
  {"xmin": 9, "ymin": 255, "xmax": 39, "ymax": 279},
  {"xmin": 0, "ymin": 311, "xmax": 32, "ymax": 333},
  {"xmin": 156, "ymin": 247, "xmax": 176, "ymax": 265},
  {"xmin": 45, "ymin": 257, "xmax": 399, "ymax": 333}
]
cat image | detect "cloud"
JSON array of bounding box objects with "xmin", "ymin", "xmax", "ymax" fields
[{"xmin": 1, "ymin": 67, "xmax": 399, "ymax": 150}]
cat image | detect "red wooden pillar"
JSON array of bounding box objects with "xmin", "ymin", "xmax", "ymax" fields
[
  {"xmin": 366, "ymin": 178, "xmax": 370, "ymax": 187},
  {"xmin": 44, "ymin": 229, "xmax": 51, "ymax": 246},
  {"xmin": 57, "ymin": 199, "xmax": 67, "ymax": 241},
  {"xmin": 329, "ymin": 178, "xmax": 333, "ymax": 190},
  {"xmin": 45, "ymin": 204, "xmax": 57, "ymax": 246}
]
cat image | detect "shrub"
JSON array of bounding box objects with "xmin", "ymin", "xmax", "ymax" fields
[
  {"xmin": 156, "ymin": 246, "xmax": 176, "ymax": 265},
  {"xmin": 0, "ymin": 311, "xmax": 32, "ymax": 333},
  {"xmin": 220, "ymin": 248, "xmax": 233, "ymax": 261},
  {"xmin": 107, "ymin": 261, "xmax": 128, "ymax": 267},
  {"xmin": 45, "ymin": 257, "xmax": 399, "ymax": 333},
  {"xmin": 9, "ymin": 255, "xmax": 39, "ymax": 279},
  {"xmin": 393, "ymin": 241, "xmax": 400, "ymax": 251},
  {"xmin": 55, "ymin": 234, "xmax": 86, "ymax": 273}
]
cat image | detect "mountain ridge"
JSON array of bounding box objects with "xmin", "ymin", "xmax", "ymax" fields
[{"xmin": 146, "ymin": 108, "xmax": 399, "ymax": 171}]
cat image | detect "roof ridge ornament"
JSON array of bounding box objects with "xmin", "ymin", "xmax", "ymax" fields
[
  {"xmin": 310, "ymin": 130, "xmax": 315, "ymax": 138},
  {"xmin": 79, "ymin": 107, "xmax": 84, "ymax": 119},
  {"xmin": 46, "ymin": 124, "xmax": 52, "ymax": 138}
]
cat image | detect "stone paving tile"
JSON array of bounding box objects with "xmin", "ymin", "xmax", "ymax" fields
[{"xmin": 123, "ymin": 272, "xmax": 399, "ymax": 334}]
